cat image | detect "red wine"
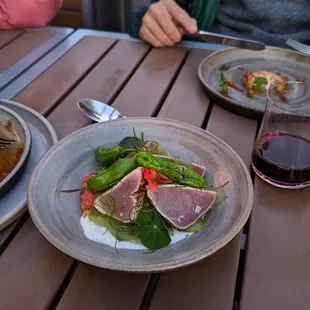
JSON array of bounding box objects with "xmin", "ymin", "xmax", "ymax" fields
[{"xmin": 252, "ymin": 132, "xmax": 310, "ymax": 185}]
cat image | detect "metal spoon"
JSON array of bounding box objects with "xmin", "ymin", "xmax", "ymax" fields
[{"xmin": 77, "ymin": 99, "xmax": 123, "ymax": 122}]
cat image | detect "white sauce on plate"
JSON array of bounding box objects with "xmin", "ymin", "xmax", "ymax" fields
[{"xmin": 80, "ymin": 215, "xmax": 193, "ymax": 250}]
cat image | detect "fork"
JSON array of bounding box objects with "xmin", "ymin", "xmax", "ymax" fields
[
  {"xmin": 0, "ymin": 137, "xmax": 15, "ymax": 149},
  {"xmin": 286, "ymin": 38, "xmax": 310, "ymax": 55}
]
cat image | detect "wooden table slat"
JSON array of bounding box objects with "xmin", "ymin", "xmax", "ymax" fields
[
  {"xmin": 14, "ymin": 36, "xmax": 116, "ymax": 115},
  {"xmin": 0, "ymin": 219, "xmax": 73, "ymax": 309},
  {"xmin": 0, "ymin": 30, "xmax": 24, "ymax": 49},
  {"xmin": 0, "ymin": 29, "xmax": 55, "ymax": 72},
  {"xmin": 207, "ymin": 105, "xmax": 257, "ymax": 168},
  {"xmin": 112, "ymin": 46, "xmax": 188, "ymax": 117},
  {"xmin": 47, "ymin": 40, "xmax": 150, "ymax": 139},
  {"xmin": 57, "ymin": 264, "xmax": 149, "ymax": 310},
  {"xmin": 240, "ymin": 179, "xmax": 310, "ymax": 310},
  {"xmin": 157, "ymin": 48, "xmax": 212, "ymax": 126},
  {"xmin": 0, "ymin": 221, "xmax": 20, "ymax": 249}
]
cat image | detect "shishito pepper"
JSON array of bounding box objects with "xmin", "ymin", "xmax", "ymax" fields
[
  {"xmin": 87, "ymin": 157, "xmax": 138, "ymax": 192},
  {"xmin": 95, "ymin": 146, "xmax": 135, "ymax": 167},
  {"xmin": 136, "ymin": 152, "xmax": 209, "ymax": 189}
]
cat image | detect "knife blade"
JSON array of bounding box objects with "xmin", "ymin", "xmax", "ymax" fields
[{"xmin": 194, "ymin": 30, "xmax": 265, "ymax": 51}]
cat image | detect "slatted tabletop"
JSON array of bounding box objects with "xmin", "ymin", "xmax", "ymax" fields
[
  {"xmin": 0, "ymin": 29, "xmax": 310, "ymax": 310},
  {"xmin": 0, "ymin": 27, "xmax": 73, "ymax": 93}
]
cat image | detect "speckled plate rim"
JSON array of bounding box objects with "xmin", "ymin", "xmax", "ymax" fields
[
  {"xmin": 0, "ymin": 99, "xmax": 58, "ymax": 230},
  {"xmin": 28, "ymin": 117, "xmax": 254, "ymax": 273},
  {"xmin": 0, "ymin": 105, "xmax": 32, "ymax": 195},
  {"xmin": 197, "ymin": 46, "xmax": 309, "ymax": 120}
]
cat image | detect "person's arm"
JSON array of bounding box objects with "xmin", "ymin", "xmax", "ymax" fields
[
  {"xmin": 0, "ymin": 0, "xmax": 63, "ymax": 29},
  {"xmin": 130, "ymin": 0, "xmax": 190, "ymax": 39}
]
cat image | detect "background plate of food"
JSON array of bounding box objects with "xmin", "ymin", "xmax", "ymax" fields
[
  {"xmin": 28, "ymin": 118, "xmax": 253, "ymax": 273},
  {"xmin": 198, "ymin": 47, "xmax": 310, "ymax": 119}
]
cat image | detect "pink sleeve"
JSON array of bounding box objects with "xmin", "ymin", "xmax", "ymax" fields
[{"xmin": 0, "ymin": 0, "xmax": 63, "ymax": 29}]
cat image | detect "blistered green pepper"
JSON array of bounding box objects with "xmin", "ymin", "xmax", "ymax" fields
[
  {"xmin": 95, "ymin": 146, "xmax": 134, "ymax": 167},
  {"xmin": 136, "ymin": 152, "xmax": 209, "ymax": 188},
  {"xmin": 87, "ymin": 157, "xmax": 138, "ymax": 192}
]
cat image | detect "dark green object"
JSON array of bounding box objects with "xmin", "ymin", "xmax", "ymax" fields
[
  {"xmin": 218, "ymin": 72, "xmax": 227, "ymax": 86},
  {"xmin": 135, "ymin": 204, "xmax": 171, "ymax": 250},
  {"xmin": 253, "ymin": 77, "xmax": 268, "ymax": 93},
  {"xmin": 95, "ymin": 146, "xmax": 134, "ymax": 167},
  {"xmin": 190, "ymin": 0, "xmax": 220, "ymax": 32},
  {"xmin": 118, "ymin": 136, "xmax": 144, "ymax": 149},
  {"xmin": 136, "ymin": 152, "xmax": 209, "ymax": 188},
  {"xmin": 89, "ymin": 211, "xmax": 140, "ymax": 243},
  {"xmin": 87, "ymin": 157, "xmax": 138, "ymax": 192}
]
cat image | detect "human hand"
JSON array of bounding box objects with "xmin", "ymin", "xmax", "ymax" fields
[{"xmin": 139, "ymin": 0, "xmax": 198, "ymax": 47}]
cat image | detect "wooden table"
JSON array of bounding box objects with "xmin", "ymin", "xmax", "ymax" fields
[
  {"xmin": 1, "ymin": 29, "xmax": 310, "ymax": 310},
  {"xmin": 0, "ymin": 27, "xmax": 73, "ymax": 95}
]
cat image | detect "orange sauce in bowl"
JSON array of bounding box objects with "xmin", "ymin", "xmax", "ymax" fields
[{"xmin": 0, "ymin": 120, "xmax": 24, "ymax": 182}]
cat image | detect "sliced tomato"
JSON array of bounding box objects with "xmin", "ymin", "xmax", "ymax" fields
[
  {"xmin": 142, "ymin": 168, "xmax": 159, "ymax": 192},
  {"xmin": 80, "ymin": 174, "xmax": 96, "ymax": 211},
  {"xmin": 142, "ymin": 168, "xmax": 173, "ymax": 192}
]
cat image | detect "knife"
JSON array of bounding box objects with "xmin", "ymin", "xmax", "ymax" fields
[{"xmin": 193, "ymin": 30, "xmax": 265, "ymax": 51}]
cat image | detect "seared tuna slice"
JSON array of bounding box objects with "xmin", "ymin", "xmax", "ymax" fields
[
  {"xmin": 147, "ymin": 185, "xmax": 217, "ymax": 230},
  {"xmin": 94, "ymin": 167, "xmax": 144, "ymax": 222},
  {"xmin": 154, "ymin": 155, "xmax": 206, "ymax": 177}
]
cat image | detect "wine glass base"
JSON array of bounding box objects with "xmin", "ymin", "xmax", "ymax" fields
[{"xmin": 251, "ymin": 164, "xmax": 310, "ymax": 189}]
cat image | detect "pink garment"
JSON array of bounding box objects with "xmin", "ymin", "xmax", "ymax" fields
[{"xmin": 0, "ymin": 0, "xmax": 63, "ymax": 29}]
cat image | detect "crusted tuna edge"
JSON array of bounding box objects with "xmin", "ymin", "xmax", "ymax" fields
[{"xmin": 94, "ymin": 167, "xmax": 145, "ymax": 223}]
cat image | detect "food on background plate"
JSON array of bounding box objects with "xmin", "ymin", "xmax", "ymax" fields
[
  {"xmin": 244, "ymin": 71, "xmax": 286, "ymax": 93},
  {"xmin": 218, "ymin": 64, "xmax": 304, "ymax": 103},
  {"xmin": 0, "ymin": 120, "xmax": 24, "ymax": 182},
  {"xmin": 74, "ymin": 133, "xmax": 228, "ymax": 251}
]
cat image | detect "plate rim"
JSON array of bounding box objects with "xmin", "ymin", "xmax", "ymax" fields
[
  {"xmin": 197, "ymin": 46, "xmax": 310, "ymax": 120},
  {"xmin": 27, "ymin": 117, "xmax": 254, "ymax": 273},
  {"xmin": 0, "ymin": 99, "xmax": 58, "ymax": 230}
]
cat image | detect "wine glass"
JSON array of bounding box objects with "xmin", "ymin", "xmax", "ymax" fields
[{"xmin": 251, "ymin": 81, "xmax": 310, "ymax": 189}]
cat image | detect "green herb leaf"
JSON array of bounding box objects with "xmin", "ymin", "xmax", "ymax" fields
[
  {"xmin": 87, "ymin": 157, "xmax": 138, "ymax": 192},
  {"xmin": 89, "ymin": 211, "xmax": 140, "ymax": 243},
  {"xmin": 184, "ymin": 194, "xmax": 227, "ymax": 232},
  {"xmin": 219, "ymin": 64, "xmax": 230, "ymax": 72},
  {"xmin": 253, "ymin": 77, "xmax": 268, "ymax": 92},
  {"xmin": 135, "ymin": 204, "xmax": 171, "ymax": 250},
  {"xmin": 118, "ymin": 136, "xmax": 144, "ymax": 149},
  {"xmin": 219, "ymin": 72, "xmax": 227, "ymax": 86}
]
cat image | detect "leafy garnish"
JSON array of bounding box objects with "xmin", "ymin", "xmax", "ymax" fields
[
  {"xmin": 118, "ymin": 136, "xmax": 144, "ymax": 149},
  {"xmin": 135, "ymin": 203, "xmax": 171, "ymax": 250},
  {"xmin": 219, "ymin": 64, "xmax": 230, "ymax": 72},
  {"xmin": 185, "ymin": 194, "xmax": 227, "ymax": 232},
  {"xmin": 253, "ymin": 77, "xmax": 268, "ymax": 92},
  {"xmin": 219, "ymin": 72, "xmax": 227, "ymax": 86},
  {"xmin": 89, "ymin": 211, "xmax": 140, "ymax": 243}
]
